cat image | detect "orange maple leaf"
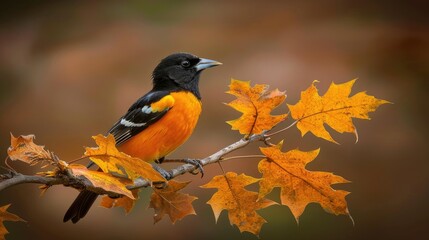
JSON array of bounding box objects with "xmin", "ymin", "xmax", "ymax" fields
[
  {"xmin": 7, "ymin": 134, "xmax": 56, "ymax": 167},
  {"xmin": 258, "ymin": 144, "xmax": 352, "ymax": 223},
  {"xmin": 201, "ymin": 172, "xmax": 276, "ymax": 236},
  {"xmin": 226, "ymin": 79, "xmax": 287, "ymax": 135},
  {"xmin": 0, "ymin": 204, "xmax": 25, "ymax": 240},
  {"xmin": 68, "ymin": 164, "xmax": 135, "ymax": 199},
  {"xmin": 149, "ymin": 180, "xmax": 197, "ymax": 224},
  {"xmin": 85, "ymin": 134, "xmax": 165, "ymax": 182},
  {"xmin": 100, "ymin": 189, "xmax": 139, "ymax": 214},
  {"xmin": 288, "ymin": 79, "xmax": 390, "ymax": 143}
]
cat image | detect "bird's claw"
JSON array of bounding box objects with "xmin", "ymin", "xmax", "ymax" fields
[{"xmin": 184, "ymin": 159, "xmax": 204, "ymax": 178}]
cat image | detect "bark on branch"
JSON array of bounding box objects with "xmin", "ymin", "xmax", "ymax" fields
[{"xmin": 0, "ymin": 171, "xmax": 122, "ymax": 198}]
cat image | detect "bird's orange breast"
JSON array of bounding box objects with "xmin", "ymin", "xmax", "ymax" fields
[{"xmin": 117, "ymin": 91, "xmax": 202, "ymax": 161}]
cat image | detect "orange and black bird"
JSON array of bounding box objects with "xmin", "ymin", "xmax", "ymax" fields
[{"xmin": 63, "ymin": 53, "xmax": 221, "ymax": 223}]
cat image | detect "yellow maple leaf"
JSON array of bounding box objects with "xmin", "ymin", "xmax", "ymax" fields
[
  {"xmin": 149, "ymin": 180, "xmax": 197, "ymax": 224},
  {"xmin": 288, "ymin": 79, "xmax": 390, "ymax": 143},
  {"xmin": 226, "ymin": 79, "xmax": 287, "ymax": 135},
  {"xmin": 258, "ymin": 144, "xmax": 352, "ymax": 223},
  {"xmin": 201, "ymin": 172, "xmax": 277, "ymax": 236},
  {"xmin": 100, "ymin": 189, "xmax": 139, "ymax": 214},
  {"xmin": 0, "ymin": 204, "xmax": 25, "ymax": 240},
  {"xmin": 85, "ymin": 134, "xmax": 165, "ymax": 182},
  {"xmin": 69, "ymin": 164, "xmax": 135, "ymax": 199}
]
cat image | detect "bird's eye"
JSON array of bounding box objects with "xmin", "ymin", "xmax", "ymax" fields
[{"xmin": 181, "ymin": 60, "xmax": 191, "ymax": 68}]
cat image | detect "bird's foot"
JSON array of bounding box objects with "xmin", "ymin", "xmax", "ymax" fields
[
  {"xmin": 155, "ymin": 158, "xmax": 205, "ymax": 178},
  {"xmin": 183, "ymin": 159, "xmax": 204, "ymax": 178}
]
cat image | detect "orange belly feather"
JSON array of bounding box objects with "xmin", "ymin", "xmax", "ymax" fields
[{"xmin": 118, "ymin": 91, "xmax": 202, "ymax": 162}]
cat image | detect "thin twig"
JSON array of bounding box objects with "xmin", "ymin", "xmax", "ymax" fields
[{"xmin": 220, "ymin": 155, "xmax": 265, "ymax": 162}]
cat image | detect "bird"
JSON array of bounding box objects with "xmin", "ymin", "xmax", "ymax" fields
[{"xmin": 63, "ymin": 52, "xmax": 221, "ymax": 223}]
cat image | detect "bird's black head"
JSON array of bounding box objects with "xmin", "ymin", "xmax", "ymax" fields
[{"xmin": 152, "ymin": 53, "xmax": 221, "ymax": 99}]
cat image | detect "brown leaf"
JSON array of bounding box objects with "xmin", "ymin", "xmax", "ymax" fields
[
  {"xmin": 0, "ymin": 204, "xmax": 25, "ymax": 240},
  {"xmin": 100, "ymin": 189, "xmax": 139, "ymax": 213},
  {"xmin": 226, "ymin": 79, "xmax": 287, "ymax": 135},
  {"xmin": 288, "ymin": 79, "xmax": 390, "ymax": 143},
  {"xmin": 7, "ymin": 134, "xmax": 56, "ymax": 166},
  {"xmin": 201, "ymin": 172, "xmax": 276, "ymax": 236},
  {"xmin": 85, "ymin": 134, "xmax": 165, "ymax": 182},
  {"xmin": 258, "ymin": 144, "xmax": 352, "ymax": 223},
  {"xmin": 149, "ymin": 180, "xmax": 197, "ymax": 224},
  {"xmin": 69, "ymin": 164, "xmax": 135, "ymax": 199}
]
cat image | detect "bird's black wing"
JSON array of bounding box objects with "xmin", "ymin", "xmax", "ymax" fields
[{"xmin": 108, "ymin": 90, "xmax": 173, "ymax": 145}]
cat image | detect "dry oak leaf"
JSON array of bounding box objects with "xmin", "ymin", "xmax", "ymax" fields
[
  {"xmin": 226, "ymin": 79, "xmax": 287, "ymax": 135},
  {"xmin": 69, "ymin": 164, "xmax": 135, "ymax": 199},
  {"xmin": 7, "ymin": 134, "xmax": 55, "ymax": 167},
  {"xmin": 201, "ymin": 172, "xmax": 276, "ymax": 236},
  {"xmin": 0, "ymin": 204, "xmax": 25, "ymax": 240},
  {"xmin": 258, "ymin": 144, "xmax": 352, "ymax": 223},
  {"xmin": 288, "ymin": 79, "xmax": 390, "ymax": 143},
  {"xmin": 85, "ymin": 134, "xmax": 165, "ymax": 182},
  {"xmin": 149, "ymin": 180, "xmax": 197, "ymax": 224},
  {"xmin": 100, "ymin": 189, "xmax": 139, "ymax": 213}
]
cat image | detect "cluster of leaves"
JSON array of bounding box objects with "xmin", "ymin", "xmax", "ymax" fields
[
  {"xmin": 203, "ymin": 79, "xmax": 387, "ymax": 234},
  {"xmin": 0, "ymin": 79, "xmax": 388, "ymax": 238}
]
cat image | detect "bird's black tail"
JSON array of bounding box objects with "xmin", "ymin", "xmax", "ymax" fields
[{"xmin": 63, "ymin": 190, "xmax": 98, "ymax": 223}]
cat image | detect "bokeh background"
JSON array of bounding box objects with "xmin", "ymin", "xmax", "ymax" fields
[{"xmin": 0, "ymin": 1, "xmax": 427, "ymax": 239}]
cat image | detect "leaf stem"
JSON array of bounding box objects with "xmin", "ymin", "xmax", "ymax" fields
[
  {"xmin": 3, "ymin": 156, "xmax": 16, "ymax": 173},
  {"xmin": 265, "ymin": 120, "xmax": 298, "ymax": 137},
  {"xmin": 67, "ymin": 155, "xmax": 90, "ymax": 164},
  {"xmin": 217, "ymin": 162, "xmax": 226, "ymax": 175}
]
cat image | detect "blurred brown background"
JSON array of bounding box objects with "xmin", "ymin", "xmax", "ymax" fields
[{"xmin": 0, "ymin": 1, "xmax": 427, "ymax": 239}]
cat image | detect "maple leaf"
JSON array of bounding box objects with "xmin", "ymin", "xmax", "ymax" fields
[
  {"xmin": 0, "ymin": 204, "xmax": 25, "ymax": 240},
  {"xmin": 69, "ymin": 164, "xmax": 135, "ymax": 199},
  {"xmin": 85, "ymin": 134, "xmax": 165, "ymax": 182},
  {"xmin": 288, "ymin": 79, "xmax": 390, "ymax": 143},
  {"xmin": 201, "ymin": 172, "xmax": 276, "ymax": 236},
  {"xmin": 100, "ymin": 189, "xmax": 139, "ymax": 213},
  {"xmin": 7, "ymin": 134, "xmax": 57, "ymax": 167},
  {"xmin": 149, "ymin": 180, "xmax": 197, "ymax": 224},
  {"xmin": 258, "ymin": 144, "xmax": 351, "ymax": 223},
  {"xmin": 226, "ymin": 79, "xmax": 287, "ymax": 135}
]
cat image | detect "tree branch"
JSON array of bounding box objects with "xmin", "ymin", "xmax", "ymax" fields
[
  {"xmin": 0, "ymin": 173, "xmax": 62, "ymax": 191},
  {"xmin": 1, "ymin": 172, "xmax": 120, "ymax": 198},
  {"xmin": 0, "ymin": 132, "xmax": 267, "ymax": 194}
]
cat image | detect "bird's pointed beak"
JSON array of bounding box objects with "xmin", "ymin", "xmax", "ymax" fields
[{"xmin": 195, "ymin": 58, "xmax": 222, "ymax": 71}]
